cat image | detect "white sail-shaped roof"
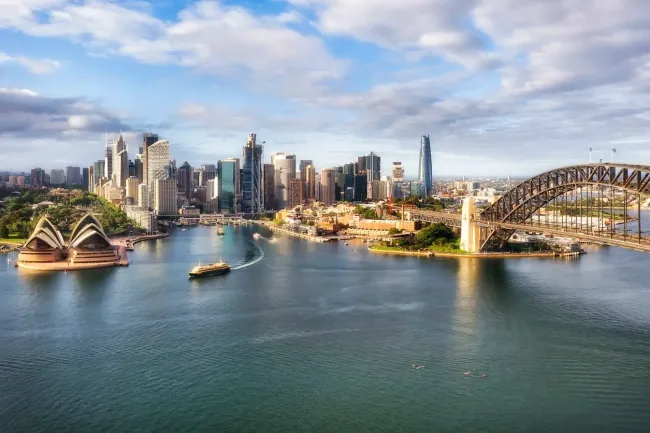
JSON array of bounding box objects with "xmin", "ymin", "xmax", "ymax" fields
[
  {"xmin": 67, "ymin": 214, "xmax": 112, "ymax": 249},
  {"xmin": 23, "ymin": 216, "xmax": 65, "ymax": 249}
]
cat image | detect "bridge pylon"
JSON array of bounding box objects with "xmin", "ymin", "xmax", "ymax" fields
[{"xmin": 460, "ymin": 197, "xmax": 481, "ymax": 253}]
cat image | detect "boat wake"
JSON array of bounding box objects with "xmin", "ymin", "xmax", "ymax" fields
[{"xmin": 232, "ymin": 242, "xmax": 264, "ymax": 270}]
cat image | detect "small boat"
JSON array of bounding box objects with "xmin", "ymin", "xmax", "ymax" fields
[
  {"xmin": 253, "ymin": 233, "xmax": 262, "ymax": 240},
  {"xmin": 189, "ymin": 258, "xmax": 230, "ymax": 278},
  {"xmin": 217, "ymin": 227, "xmax": 225, "ymax": 235}
]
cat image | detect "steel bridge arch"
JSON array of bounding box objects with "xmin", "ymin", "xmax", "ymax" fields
[{"xmin": 478, "ymin": 163, "xmax": 650, "ymax": 250}]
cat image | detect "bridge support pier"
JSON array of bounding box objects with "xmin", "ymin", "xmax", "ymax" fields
[{"xmin": 460, "ymin": 197, "xmax": 481, "ymax": 253}]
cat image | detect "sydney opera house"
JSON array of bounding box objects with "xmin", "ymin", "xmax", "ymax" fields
[{"xmin": 16, "ymin": 213, "xmax": 126, "ymax": 271}]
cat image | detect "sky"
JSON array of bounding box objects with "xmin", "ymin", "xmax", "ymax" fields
[{"xmin": 1, "ymin": 0, "xmax": 650, "ymax": 177}]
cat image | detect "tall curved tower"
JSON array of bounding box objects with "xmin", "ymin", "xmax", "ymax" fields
[{"xmin": 418, "ymin": 135, "xmax": 433, "ymax": 197}]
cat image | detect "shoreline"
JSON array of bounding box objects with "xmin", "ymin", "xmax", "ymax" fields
[{"xmin": 368, "ymin": 246, "xmax": 582, "ymax": 259}]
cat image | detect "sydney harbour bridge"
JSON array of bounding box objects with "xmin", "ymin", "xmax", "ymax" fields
[{"xmin": 407, "ymin": 163, "xmax": 650, "ymax": 253}]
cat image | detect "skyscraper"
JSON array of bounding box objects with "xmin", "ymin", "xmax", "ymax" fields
[
  {"xmin": 147, "ymin": 140, "xmax": 170, "ymax": 209},
  {"xmin": 125, "ymin": 176, "xmax": 139, "ymax": 205},
  {"xmin": 82, "ymin": 167, "xmax": 89, "ymax": 189},
  {"xmin": 50, "ymin": 169, "xmax": 65, "ymax": 185},
  {"xmin": 320, "ymin": 168, "xmax": 336, "ymax": 205},
  {"xmin": 357, "ymin": 152, "xmax": 380, "ymax": 182},
  {"xmin": 299, "ymin": 160, "xmax": 313, "ymax": 199},
  {"xmin": 242, "ymin": 133, "xmax": 264, "ymax": 213},
  {"xmin": 154, "ymin": 178, "xmax": 177, "ymax": 215},
  {"xmin": 273, "ymin": 154, "xmax": 296, "ymax": 209},
  {"xmin": 112, "ymin": 134, "xmax": 128, "ymax": 187},
  {"xmin": 392, "ymin": 162, "xmax": 404, "ymax": 182},
  {"xmin": 93, "ymin": 160, "xmax": 105, "ymax": 186},
  {"xmin": 177, "ymin": 161, "xmax": 192, "ymax": 200},
  {"xmin": 141, "ymin": 132, "xmax": 159, "ymax": 186},
  {"xmin": 66, "ymin": 166, "xmax": 81, "ymax": 186},
  {"xmin": 288, "ymin": 178, "xmax": 303, "ymax": 208},
  {"xmin": 418, "ymin": 135, "xmax": 433, "ymax": 197},
  {"xmin": 104, "ymin": 134, "xmax": 113, "ymax": 179},
  {"xmin": 304, "ymin": 164, "xmax": 316, "ymax": 200},
  {"xmin": 218, "ymin": 158, "xmax": 240, "ymax": 213},
  {"xmin": 31, "ymin": 168, "xmax": 45, "ymax": 187},
  {"xmin": 263, "ymin": 163, "xmax": 275, "ymax": 211}
]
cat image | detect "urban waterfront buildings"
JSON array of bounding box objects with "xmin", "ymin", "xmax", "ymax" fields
[
  {"xmin": 304, "ymin": 164, "xmax": 316, "ymax": 200},
  {"xmin": 138, "ymin": 184, "xmax": 149, "ymax": 208},
  {"xmin": 299, "ymin": 160, "xmax": 313, "ymax": 199},
  {"xmin": 288, "ymin": 178, "xmax": 303, "ymax": 208},
  {"xmin": 125, "ymin": 176, "xmax": 139, "ymax": 205},
  {"xmin": 112, "ymin": 135, "xmax": 128, "ymax": 188},
  {"xmin": 141, "ymin": 132, "xmax": 159, "ymax": 186},
  {"xmin": 358, "ymin": 152, "xmax": 381, "ymax": 182},
  {"xmin": 392, "ymin": 162, "xmax": 404, "ymax": 182},
  {"xmin": 242, "ymin": 133, "xmax": 264, "ymax": 213},
  {"xmin": 218, "ymin": 158, "xmax": 240, "ymax": 213},
  {"xmin": 177, "ymin": 161, "xmax": 192, "ymax": 200},
  {"xmin": 104, "ymin": 135, "xmax": 113, "ymax": 180},
  {"xmin": 418, "ymin": 135, "xmax": 433, "ymax": 197}
]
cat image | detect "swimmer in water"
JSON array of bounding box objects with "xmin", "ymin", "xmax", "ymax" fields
[
  {"xmin": 464, "ymin": 371, "xmax": 472, "ymax": 376},
  {"xmin": 481, "ymin": 374, "xmax": 487, "ymax": 379}
]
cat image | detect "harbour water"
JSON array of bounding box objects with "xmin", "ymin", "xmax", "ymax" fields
[{"xmin": 1, "ymin": 225, "xmax": 650, "ymax": 432}]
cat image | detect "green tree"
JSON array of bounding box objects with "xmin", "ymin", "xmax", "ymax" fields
[
  {"xmin": 415, "ymin": 223, "xmax": 454, "ymax": 247},
  {"xmin": 0, "ymin": 222, "xmax": 8, "ymax": 238},
  {"xmin": 387, "ymin": 228, "xmax": 401, "ymax": 235}
]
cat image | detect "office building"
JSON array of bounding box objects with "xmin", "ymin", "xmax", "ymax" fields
[
  {"xmin": 138, "ymin": 184, "xmax": 149, "ymax": 208},
  {"xmin": 299, "ymin": 160, "xmax": 313, "ymax": 199},
  {"xmin": 134, "ymin": 155, "xmax": 144, "ymax": 183},
  {"xmin": 218, "ymin": 158, "xmax": 240, "ymax": 214},
  {"xmin": 202, "ymin": 164, "xmax": 217, "ymax": 183},
  {"xmin": 141, "ymin": 132, "xmax": 159, "ymax": 186},
  {"xmin": 31, "ymin": 168, "xmax": 45, "ymax": 187},
  {"xmin": 392, "ymin": 162, "xmax": 404, "ymax": 182},
  {"xmin": 206, "ymin": 179, "xmax": 217, "ymax": 201},
  {"xmin": 320, "ymin": 168, "xmax": 336, "ymax": 205},
  {"xmin": 304, "ymin": 164, "xmax": 316, "ymax": 200},
  {"xmin": 369, "ymin": 179, "xmax": 390, "ymax": 201},
  {"xmin": 104, "ymin": 134, "xmax": 113, "ymax": 179},
  {"xmin": 242, "ymin": 133, "xmax": 264, "ymax": 213},
  {"xmin": 111, "ymin": 135, "xmax": 128, "ymax": 188},
  {"xmin": 177, "ymin": 161, "xmax": 192, "ymax": 200},
  {"xmin": 82, "ymin": 167, "xmax": 89, "ymax": 189},
  {"xmin": 154, "ymin": 178, "xmax": 177, "ymax": 215},
  {"xmin": 343, "ymin": 162, "xmax": 356, "ymax": 176},
  {"xmin": 419, "ymin": 135, "xmax": 433, "ymax": 197},
  {"xmin": 263, "ymin": 163, "xmax": 275, "ymax": 211},
  {"xmin": 147, "ymin": 140, "xmax": 170, "ymax": 209},
  {"xmin": 125, "ymin": 176, "xmax": 139, "ymax": 205},
  {"xmin": 288, "ymin": 178, "xmax": 303, "ymax": 208},
  {"xmin": 66, "ymin": 166, "xmax": 81, "ymax": 186},
  {"xmin": 93, "ymin": 160, "xmax": 105, "ymax": 187},
  {"xmin": 16, "ymin": 176, "xmax": 25, "ymax": 186},
  {"xmin": 354, "ymin": 174, "xmax": 368, "ymax": 201},
  {"xmin": 273, "ymin": 154, "xmax": 296, "ymax": 209},
  {"xmin": 357, "ymin": 152, "xmax": 380, "ymax": 182},
  {"xmin": 50, "ymin": 169, "xmax": 65, "ymax": 185}
]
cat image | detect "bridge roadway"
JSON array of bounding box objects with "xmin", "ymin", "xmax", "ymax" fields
[{"xmin": 407, "ymin": 209, "xmax": 650, "ymax": 253}]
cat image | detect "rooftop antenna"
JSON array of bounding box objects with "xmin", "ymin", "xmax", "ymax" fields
[{"xmin": 589, "ymin": 147, "xmax": 592, "ymax": 164}]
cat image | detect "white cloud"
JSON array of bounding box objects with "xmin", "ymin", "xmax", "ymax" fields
[
  {"xmin": 0, "ymin": 0, "xmax": 344, "ymax": 96},
  {"xmin": 0, "ymin": 52, "xmax": 61, "ymax": 74}
]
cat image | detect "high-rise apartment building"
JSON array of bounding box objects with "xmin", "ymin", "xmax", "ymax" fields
[
  {"xmin": 154, "ymin": 178, "xmax": 177, "ymax": 215},
  {"xmin": 288, "ymin": 178, "xmax": 303, "ymax": 208},
  {"xmin": 88, "ymin": 167, "xmax": 94, "ymax": 193},
  {"xmin": 147, "ymin": 140, "xmax": 170, "ymax": 209},
  {"xmin": 392, "ymin": 162, "xmax": 404, "ymax": 182},
  {"xmin": 263, "ymin": 163, "xmax": 275, "ymax": 211},
  {"xmin": 50, "ymin": 169, "xmax": 65, "ymax": 185},
  {"xmin": 218, "ymin": 158, "xmax": 240, "ymax": 213},
  {"xmin": 82, "ymin": 167, "xmax": 89, "ymax": 189},
  {"xmin": 320, "ymin": 168, "xmax": 336, "ymax": 205},
  {"xmin": 304, "ymin": 164, "xmax": 316, "ymax": 200},
  {"xmin": 66, "ymin": 166, "xmax": 81, "ymax": 186},
  {"xmin": 273, "ymin": 154, "xmax": 296, "ymax": 209},
  {"xmin": 141, "ymin": 132, "xmax": 159, "ymax": 186},
  {"xmin": 242, "ymin": 133, "xmax": 264, "ymax": 213},
  {"xmin": 93, "ymin": 160, "xmax": 105, "ymax": 186},
  {"xmin": 419, "ymin": 135, "xmax": 433, "ymax": 197}
]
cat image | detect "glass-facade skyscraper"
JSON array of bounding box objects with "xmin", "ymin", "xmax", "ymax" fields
[
  {"xmin": 418, "ymin": 135, "xmax": 433, "ymax": 197},
  {"xmin": 242, "ymin": 133, "xmax": 263, "ymax": 213},
  {"xmin": 218, "ymin": 158, "xmax": 240, "ymax": 213}
]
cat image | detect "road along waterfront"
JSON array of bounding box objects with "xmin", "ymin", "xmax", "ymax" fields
[{"xmin": 1, "ymin": 225, "xmax": 650, "ymax": 432}]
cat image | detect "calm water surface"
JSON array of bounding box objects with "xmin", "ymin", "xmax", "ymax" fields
[{"xmin": 1, "ymin": 225, "xmax": 650, "ymax": 432}]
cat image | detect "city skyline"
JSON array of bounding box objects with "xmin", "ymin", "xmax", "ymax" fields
[{"xmin": 2, "ymin": 1, "xmax": 649, "ymax": 177}]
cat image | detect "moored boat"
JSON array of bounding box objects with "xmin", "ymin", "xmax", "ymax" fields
[
  {"xmin": 189, "ymin": 259, "xmax": 230, "ymax": 278},
  {"xmin": 217, "ymin": 226, "xmax": 225, "ymax": 235},
  {"xmin": 253, "ymin": 233, "xmax": 262, "ymax": 240}
]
